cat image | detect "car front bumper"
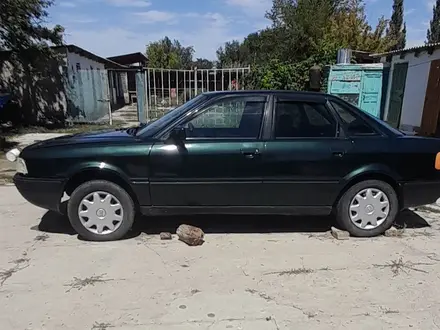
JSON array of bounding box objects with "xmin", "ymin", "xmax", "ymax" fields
[
  {"xmin": 13, "ymin": 174, "xmax": 65, "ymax": 213},
  {"xmin": 401, "ymin": 181, "xmax": 440, "ymax": 208}
]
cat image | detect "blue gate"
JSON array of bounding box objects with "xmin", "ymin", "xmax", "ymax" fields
[{"xmin": 327, "ymin": 64, "xmax": 387, "ymax": 118}]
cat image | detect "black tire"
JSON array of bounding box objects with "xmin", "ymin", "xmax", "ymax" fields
[
  {"xmin": 335, "ymin": 180, "xmax": 399, "ymax": 237},
  {"xmin": 67, "ymin": 180, "xmax": 135, "ymax": 241}
]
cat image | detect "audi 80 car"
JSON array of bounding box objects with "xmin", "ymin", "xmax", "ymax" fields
[{"xmin": 9, "ymin": 91, "xmax": 440, "ymax": 241}]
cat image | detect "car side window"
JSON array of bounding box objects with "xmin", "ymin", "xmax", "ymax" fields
[
  {"xmin": 184, "ymin": 97, "xmax": 265, "ymax": 138},
  {"xmin": 330, "ymin": 101, "xmax": 377, "ymax": 136},
  {"xmin": 274, "ymin": 101, "xmax": 337, "ymax": 138}
]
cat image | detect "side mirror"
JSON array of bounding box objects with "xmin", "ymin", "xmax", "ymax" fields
[{"xmin": 170, "ymin": 126, "xmax": 186, "ymax": 142}]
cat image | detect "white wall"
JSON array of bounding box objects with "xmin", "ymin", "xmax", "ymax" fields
[
  {"xmin": 66, "ymin": 51, "xmax": 106, "ymax": 71},
  {"xmin": 383, "ymin": 48, "xmax": 440, "ymax": 132}
]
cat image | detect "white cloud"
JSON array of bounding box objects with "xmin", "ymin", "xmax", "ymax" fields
[
  {"xmin": 406, "ymin": 39, "xmax": 426, "ymax": 48},
  {"xmin": 427, "ymin": 0, "xmax": 435, "ymax": 10},
  {"xmin": 134, "ymin": 10, "xmax": 176, "ymax": 24},
  {"xmin": 60, "ymin": 14, "xmax": 98, "ymax": 24},
  {"xmin": 64, "ymin": 27, "xmax": 146, "ymax": 57},
  {"xmin": 106, "ymin": 0, "xmax": 151, "ymax": 7},
  {"xmin": 405, "ymin": 8, "xmax": 416, "ymax": 16},
  {"xmin": 183, "ymin": 12, "xmax": 230, "ymax": 28},
  {"xmin": 63, "ymin": 11, "xmax": 247, "ymax": 60},
  {"xmin": 225, "ymin": 0, "xmax": 271, "ymax": 17},
  {"xmin": 59, "ymin": 2, "xmax": 76, "ymax": 8}
]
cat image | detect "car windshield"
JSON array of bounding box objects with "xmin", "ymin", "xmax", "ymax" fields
[{"xmin": 136, "ymin": 94, "xmax": 208, "ymax": 137}]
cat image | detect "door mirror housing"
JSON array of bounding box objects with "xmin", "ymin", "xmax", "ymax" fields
[{"xmin": 169, "ymin": 126, "xmax": 186, "ymax": 142}]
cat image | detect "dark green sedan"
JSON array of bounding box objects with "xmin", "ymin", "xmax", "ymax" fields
[{"xmin": 11, "ymin": 91, "xmax": 440, "ymax": 241}]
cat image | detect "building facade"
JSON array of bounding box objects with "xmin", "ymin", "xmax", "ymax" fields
[{"xmin": 374, "ymin": 44, "xmax": 440, "ymax": 135}]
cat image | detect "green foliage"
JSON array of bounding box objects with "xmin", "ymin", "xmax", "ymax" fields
[
  {"xmin": 387, "ymin": 0, "xmax": 406, "ymax": 51},
  {"xmin": 218, "ymin": 0, "xmax": 400, "ymax": 92},
  {"xmin": 146, "ymin": 37, "xmax": 195, "ymax": 69},
  {"xmin": 192, "ymin": 58, "xmax": 214, "ymax": 69},
  {"xmin": 427, "ymin": 0, "xmax": 440, "ymax": 43},
  {"xmin": 146, "ymin": 37, "xmax": 214, "ymax": 70},
  {"xmin": 0, "ymin": 0, "xmax": 65, "ymax": 125},
  {"xmin": 0, "ymin": 0, "xmax": 64, "ymax": 54},
  {"xmin": 216, "ymin": 40, "xmax": 247, "ymax": 68}
]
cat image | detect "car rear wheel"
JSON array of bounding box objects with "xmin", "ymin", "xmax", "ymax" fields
[
  {"xmin": 67, "ymin": 180, "xmax": 135, "ymax": 241},
  {"xmin": 335, "ymin": 180, "xmax": 398, "ymax": 237}
]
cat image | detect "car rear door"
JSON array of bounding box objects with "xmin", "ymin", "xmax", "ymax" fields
[
  {"xmin": 148, "ymin": 93, "xmax": 270, "ymax": 207},
  {"xmin": 261, "ymin": 94, "xmax": 354, "ymax": 212}
]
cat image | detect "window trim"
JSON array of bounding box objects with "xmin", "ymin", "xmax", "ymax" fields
[
  {"xmin": 158, "ymin": 94, "xmax": 270, "ymax": 141},
  {"xmin": 269, "ymin": 97, "xmax": 342, "ymax": 141},
  {"xmin": 327, "ymin": 99, "xmax": 384, "ymax": 138}
]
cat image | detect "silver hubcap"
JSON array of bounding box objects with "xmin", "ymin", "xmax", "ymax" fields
[
  {"xmin": 349, "ymin": 188, "xmax": 390, "ymax": 230},
  {"xmin": 78, "ymin": 191, "xmax": 124, "ymax": 235}
]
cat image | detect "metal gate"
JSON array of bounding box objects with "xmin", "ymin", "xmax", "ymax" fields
[
  {"xmin": 67, "ymin": 68, "xmax": 111, "ymax": 122},
  {"xmin": 143, "ymin": 67, "xmax": 251, "ymax": 121},
  {"xmin": 387, "ymin": 62, "xmax": 408, "ymax": 128}
]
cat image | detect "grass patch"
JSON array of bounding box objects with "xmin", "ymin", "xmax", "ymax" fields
[
  {"xmin": 265, "ymin": 266, "xmax": 329, "ymax": 276},
  {"xmin": 34, "ymin": 233, "xmax": 49, "ymax": 242},
  {"xmin": 0, "ymin": 263, "xmax": 29, "ymax": 286},
  {"xmin": 91, "ymin": 322, "xmax": 114, "ymax": 330},
  {"xmin": 0, "ymin": 173, "xmax": 14, "ymax": 185},
  {"xmin": 373, "ymin": 257, "xmax": 433, "ymax": 276},
  {"xmin": 245, "ymin": 288, "xmax": 274, "ymax": 301},
  {"xmin": 414, "ymin": 205, "xmax": 440, "ymax": 214},
  {"xmin": 65, "ymin": 274, "xmax": 113, "ymax": 292}
]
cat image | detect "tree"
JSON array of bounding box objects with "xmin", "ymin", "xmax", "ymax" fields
[
  {"xmin": 387, "ymin": 0, "xmax": 406, "ymax": 50},
  {"xmin": 216, "ymin": 40, "xmax": 247, "ymax": 68},
  {"xmin": 192, "ymin": 58, "xmax": 214, "ymax": 69},
  {"xmin": 146, "ymin": 37, "xmax": 195, "ymax": 69},
  {"xmin": 217, "ymin": 0, "xmax": 400, "ymax": 91},
  {"xmin": 324, "ymin": 1, "xmax": 394, "ymax": 53},
  {"xmin": 0, "ymin": 0, "xmax": 64, "ymax": 55},
  {"xmin": 427, "ymin": 0, "xmax": 440, "ymax": 43},
  {"xmin": 0, "ymin": 0, "xmax": 64, "ymax": 124}
]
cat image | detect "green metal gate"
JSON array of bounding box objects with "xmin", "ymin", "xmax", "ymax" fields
[{"xmin": 387, "ymin": 62, "xmax": 408, "ymax": 128}]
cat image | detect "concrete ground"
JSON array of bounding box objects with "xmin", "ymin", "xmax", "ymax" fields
[{"xmin": 2, "ymin": 186, "xmax": 440, "ymax": 330}]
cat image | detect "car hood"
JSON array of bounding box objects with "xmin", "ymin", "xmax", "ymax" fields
[{"xmin": 25, "ymin": 129, "xmax": 136, "ymax": 150}]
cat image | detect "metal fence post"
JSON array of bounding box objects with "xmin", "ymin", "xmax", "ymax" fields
[
  {"xmin": 184, "ymin": 71, "xmax": 187, "ymax": 102},
  {"xmin": 168, "ymin": 69, "xmax": 171, "ymax": 106},
  {"xmin": 153, "ymin": 69, "xmax": 157, "ymax": 110},
  {"xmin": 161, "ymin": 69, "xmax": 164, "ymax": 104},
  {"xmin": 144, "ymin": 68, "xmax": 149, "ymax": 122},
  {"xmin": 194, "ymin": 67, "xmax": 198, "ymax": 96},
  {"xmin": 135, "ymin": 70, "xmax": 146, "ymax": 124}
]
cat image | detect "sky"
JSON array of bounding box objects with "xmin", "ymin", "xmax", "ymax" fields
[{"xmin": 49, "ymin": 0, "xmax": 434, "ymax": 60}]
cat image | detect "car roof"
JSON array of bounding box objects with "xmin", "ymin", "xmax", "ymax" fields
[
  {"xmin": 202, "ymin": 90, "xmax": 402, "ymax": 137},
  {"xmin": 202, "ymin": 90, "xmax": 331, "ymax": 99}
]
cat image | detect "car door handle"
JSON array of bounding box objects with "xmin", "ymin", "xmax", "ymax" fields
[
  {"xmin": 241, "ymin": 148, "xmax": 260, "ymax": 159},
  {"xmin": 332, "ymin": 151, "xmax": 345, "ymax": 158}
]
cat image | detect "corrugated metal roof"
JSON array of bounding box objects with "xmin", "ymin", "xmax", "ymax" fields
[{"xmin": 370, "ymin": 42, "xmax": 440, "ymax": 57}]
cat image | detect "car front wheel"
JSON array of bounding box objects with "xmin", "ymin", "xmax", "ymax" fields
[
  {"xmin": 67, "ymin": 180, "xmax": 135, "ymax": 241},
  {"xmin": 335, "ymin": 180, "xmax": 399, "ymax": 237}
]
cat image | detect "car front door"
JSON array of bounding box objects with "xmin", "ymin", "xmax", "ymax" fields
[
  {"xmin": 148, "ymin": 94, "xmax": 269, "ymax": 207},
  {"xmin": 262, "ymin": 95, "xmax": 354, "ymax": 213}
]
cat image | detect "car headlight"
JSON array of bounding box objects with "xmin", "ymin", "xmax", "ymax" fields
[
  {"xmin": 6, "ymin": 148, "xmax": 20, "ymax": 162},
  {"xmin": 16, "ymin": 157, "xmax": 28, "ymax": 175}
]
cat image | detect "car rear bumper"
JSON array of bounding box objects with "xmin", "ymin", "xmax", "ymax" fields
[
  {"xmin": 401, "ymin": 181, "xmax": 440, "ymax": 208},
  {"xmin": 13, "ymin": 174, "xmax": 64, "ymax": 213}
]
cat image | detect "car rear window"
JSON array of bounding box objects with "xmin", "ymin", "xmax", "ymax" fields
[{"xmin": 330, "ymin": 101, "xmax": 378, "ymax": 136}]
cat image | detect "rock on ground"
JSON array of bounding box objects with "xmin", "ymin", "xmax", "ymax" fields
[
  {"xmin": 331, "ymin": 227, "xmax": 350, "ymax": 240},
  {"xmin": 160, "ymin": 232, "xmax": 172, "ymax": 240},
  {"xmin": 176, "ymin": 224, "xmax": 205, "ymax": 246}
]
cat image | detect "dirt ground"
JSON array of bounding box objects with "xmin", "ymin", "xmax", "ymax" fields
[{"xmin": 2, "ymin": 186, "xmax": 440, "ymax": 329}]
